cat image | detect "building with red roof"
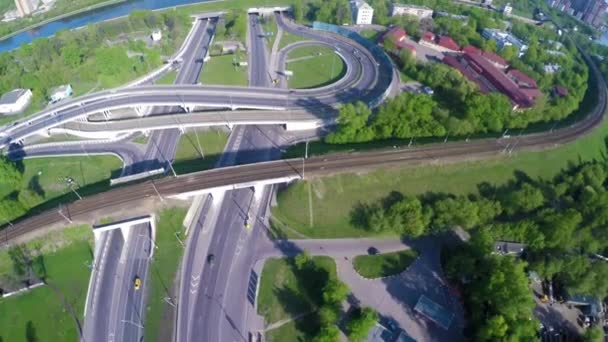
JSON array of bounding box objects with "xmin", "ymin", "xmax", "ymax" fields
[
  {"xmin": 460, "ymin": 45, "xmax": 508, "ymax": 69},
  {"xmin": 381, "ymin": 26, "xmax": 416, "ymax": 56},
  {"xmin": 442, "ymin": 51, "xmax": 541, "ymax": 110},
  {"xmin": 462, "ymin": 45, "xmax": 482, "ymax": 55},
  {"xmin": 481, "ymin": 51, "xmax": 508, "ymax": 69},
  {"xmin": 507, "ymin": 69, "xmax": 538, "ymax": 88},
  {"xmin": 419, "ymin": 32, "xmax": 460, "ymax": 52},
  {"xmin": 437, "ymin": 36, "xmax": 460, "ymax": 51}
]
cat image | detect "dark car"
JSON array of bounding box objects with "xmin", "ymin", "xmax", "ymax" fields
[
  {"xmin": 207, "ymin": 254, "xmax": 215, "ymax": 265},
  {"xmin": 367, "ymin": 247, "xmax": 379, "ymax": 255}
]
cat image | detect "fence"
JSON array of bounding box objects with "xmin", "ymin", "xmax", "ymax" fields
[{"xmin": 312, "ymin": 21, "xmax": 394, "ymax": 107}]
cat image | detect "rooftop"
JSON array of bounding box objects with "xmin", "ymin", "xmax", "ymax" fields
[
  {"xmin": 494, "ymin": 241, "xmax": 526, "ymax": 255},
  {"xmin": 51, "ymin": 84, "xmax": 71, "ymax": 94},
  {"xmin": 392, "ymin": 3, "xmax": 432, "ymax": 10},
  {"xmin": 437, "ymin": 36, "xmax": 460, "ymax": 51},
  {"xmin": 0, "ymin": 89, "xmax": 29, "ymax": 105}
]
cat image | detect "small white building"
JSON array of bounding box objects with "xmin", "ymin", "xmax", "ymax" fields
[
  {"xmin": 151, "ymin": 29, "xmax": 162, "ymax": 42},
  {"xmin": 0, "ymin": 89, "xmax": 32, "ymax": 114},
  {"xmin": 49, "ymin": 84, "xmax": 72, "ymax": 103},
  {"xmin": 503, "ymin": 3, "xmax": 513, "ymax": 16},
  {"xmin": 351, "ymin": 0, "xmax": 374, "ymax": 25},
  {"xmin": 391, "ymin": 4, "xmax": 433, "ymax": 19}
]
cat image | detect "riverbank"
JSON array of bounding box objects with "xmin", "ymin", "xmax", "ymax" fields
[{"xmin": 0, "ymin": 0, "xmax": 128, "ymax": 42}]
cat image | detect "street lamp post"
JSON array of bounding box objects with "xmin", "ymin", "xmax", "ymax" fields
[{"xmin": 63, "ymin": 177, "xmax": 82, "ymax": 200}]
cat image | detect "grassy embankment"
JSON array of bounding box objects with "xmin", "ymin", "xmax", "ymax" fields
[
  {"xmin": 286, "ymin": 45, "xmax": 346, "ymax": 89},
  {"xmin": 0, "ymin": 225, "xmax": 93, "ymax": 341},
  {"xmin": 173, "ymin": 129, "xmax": 230, "ymax": 174},
  {"xmin": 155, "ymin": 70, "xmax": 178, "ymax": 85},
  {"xmin": 199, "ymin": 54, "xmax": 248, "ymax": 86},
  {"xmin": 2, "ymin": 156, "xmax": 122, "ymax": 222},
  {"xmin": 353, "ymin": 250, "xmax": 418, "ymax": 278},
  {"xmin": 258, "ymin": 256, "xmax": 337, "ymax": 341}
]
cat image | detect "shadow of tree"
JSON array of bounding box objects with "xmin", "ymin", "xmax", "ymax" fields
[
  {"xmin": 25, "ymin": 321, "xmax": 37, "ymax": 342},
  {"xmin": 27, "ymin": 175, "xmax": 45, "ymax": 198}
]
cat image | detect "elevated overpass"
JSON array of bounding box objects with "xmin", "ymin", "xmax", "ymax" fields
[
  {"xmin": 49, "ymin": 110, "xmax": 333, "ymax": 139},
  {"xmin": 0, "ymin": 18, "xmax": 391, "ymax": 149}
]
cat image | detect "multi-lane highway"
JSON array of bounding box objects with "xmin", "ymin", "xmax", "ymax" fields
[
  {"xmin": 83, "ymin": 223, "xmax": 153, "ymax": 342},
  {"xmin": 176, "ymin": 13, "xmax": 282, "ymax": 342}
]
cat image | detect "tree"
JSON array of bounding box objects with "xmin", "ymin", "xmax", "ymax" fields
[
  {"xmin": 318, "ymin": 305, "xmax": 339, "ymax": 325},
  {"xmin": 322, "ymin": 279, "xmax": 349, "ymax": 304},
  {"xmin": 477, "ymin": 315, "xmax": 508, "ymax": 340},
  {"xmin": 292, "ymin": 0, "xmax": 304, "ymax": 22},
  {"xmin": 325, "ymin": 102, "xmax": 373, "ymax": 143},
  {"xmin": 346, "ymin": 307, "xmax": 378, "ymax": 342},
  {"xmin": 60, "ymin": 43, "xmax": 82, "ymax": 68},
  {"xmin": 312, "ymin": 324, "xmax": 340, "ymax": 342},
  {"xmin": 0, "ymin": 155, "xmax": 22, "ymax": 188},
  {"xmin": 583, "ymin": 326, "xmax": 604, "ymax": 342},
  {"xmin": 500, "ymin": 183, "xmax": 545, "ymax": 216},
  {"xmin": 295, "ymin": 251, "xmax": 312, "ymax": 270},
  {"xmin": 386, "ymin": 196, "xmax": 427, "ymax": 236}
]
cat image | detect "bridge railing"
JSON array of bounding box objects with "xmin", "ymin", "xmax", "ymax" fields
[{"xmin": 312, "ymin": 21, "xmax": 394, "ymax": 108}]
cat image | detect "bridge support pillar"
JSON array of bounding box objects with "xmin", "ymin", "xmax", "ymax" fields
[
  {"xmin": 253, "ymin": 184, "xmax": 264, "ymax": 200},
  {"xmin": 135, "ymin": 106, "xmax": 149, "ymax": 117}
]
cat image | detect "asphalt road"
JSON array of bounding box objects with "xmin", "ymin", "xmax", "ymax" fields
[
  {"xmin": 82, "ymin": 18, "xmax": 216, "ymax": 342},
  {"xmin": 133, "ymin": 17, "xmax": 216, "ymax": 174},
  {"xmin": 82, "ymin": 223, "xmax": 152, "ymax": 342},
  {"xmin": 177, "ymin": 13, "xmax": 282, "ymax": 342}
]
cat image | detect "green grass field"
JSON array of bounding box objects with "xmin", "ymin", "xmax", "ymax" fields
[
  {"xmin": 273, "ymin": 110, "xmax": 608, "ymax": 238},
  {"xmin": 199, "ymin": 54, "xmax": 248, "ymax": 86},
  {"xmin": 155, "ymin": 70, "xmax": 178, "ymax": 85},
  {"xmin": 278, "ymin": 30, "xmax": 310, "ymax": 49},
  {"xmin": 173, "ymin": 129, "xmax": 230, "ymax": 174},
  {"xmin": 132, "ymin": 134, "xmax": 149, "ymax": 144},
  {"xmin": 258, "ymin": 257, "xmax": 336, "ymax": 326},
  {"xmin": 353, "ymin": 249, "xmax": 418, "ymax": 278},
  {"xmin": 0, "ymin": 225, "xmax": 93, "ymax": 342},
  {"xmin": 2, "ymin": 156, "xmax": 122, "ymax": 221},
  {"xmin": 143, "ymin": 208, "xmax": 187, "ymax": 342},
  {"xmin": 261, "ymin": 16, "xmax": 278, "ymax": 50},
  {"xmin": 266, "ymin": 318, "xmax": 314, "ymax": 342},
  {"xmin": 287, "ymin": 47, "xmax": 346, "ymax": 89}
]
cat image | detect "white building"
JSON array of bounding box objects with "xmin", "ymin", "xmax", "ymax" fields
[
  {"xmin": 503, "ymin": 2, "xmax": 513, "ymax": 16},
  {"xmin": 49, "ymin": 84, "xmax": 72, "ymax": 103},
  {"xmin": 151, "ymin": 29, "xmax": 162, "ymax": 42},
  {"xmin": 482, "ymin": 28, "xmax": 528, "ymax": 55},
  {"xmin": 391, "ymin": 4, "xmax": 433, "ymax": 19},
  {"xmin": 0, "ymin": 89, "xmax": 32, "ymax": 114},
  {"xmin": 351, "ymin": 0, "xmax": 374, "ymax": 25}
]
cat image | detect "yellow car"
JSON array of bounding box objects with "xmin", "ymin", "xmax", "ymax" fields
[{"xmin": 134, "ymin": 277, "xmax": 141, "ymax": 290}]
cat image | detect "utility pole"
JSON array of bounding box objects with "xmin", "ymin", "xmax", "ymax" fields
[
  {"xmin": 194, "ymin": 130, "xmax": 204, "ymax": 158},
  {"xmin": 150, "ymin": 179, "xmax": 164, "ymax": 201},
  {"xmin": 64, "ymin": 177, "xmax": 82, "ymax": 200},
  {"xmin": 57, "ymin": 205, "xmax": 72, "ymax": 224}
]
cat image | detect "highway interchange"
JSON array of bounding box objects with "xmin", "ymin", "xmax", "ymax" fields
[{"xmin": 0, "ymin": 7, "xmax": 607, "ymax": 342}]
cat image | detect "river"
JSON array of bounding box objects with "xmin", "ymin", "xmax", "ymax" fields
[{"xmin": 0, "ymin": 0, "xmax": 212, "ymax": 52}]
